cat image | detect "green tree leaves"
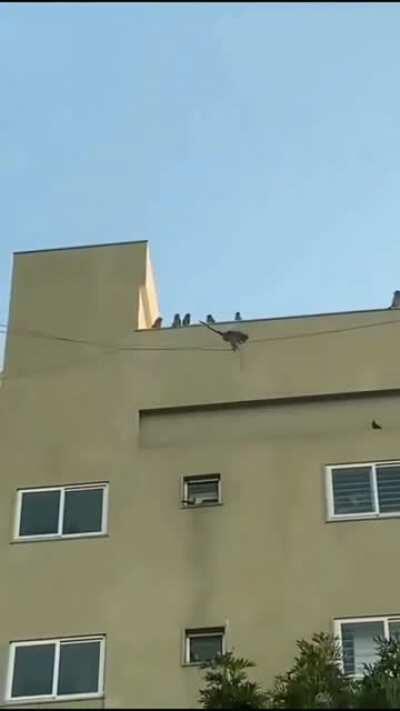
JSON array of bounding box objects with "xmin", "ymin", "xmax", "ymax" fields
[
  {"xmin": 198, "ymin": 633, "xmax": 400, "ymax": 709},
  {"xmin": 199, "ymin": 651, "xmax": 268, "ymax": 709},
  {"xmin": 266, "ymin": 633, "xmax": 355, "ymax": 709}
]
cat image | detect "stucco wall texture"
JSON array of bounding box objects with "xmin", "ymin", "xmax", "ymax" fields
[{"xmin": 1, "ymin": 241, "xmax": 400, "ymax": 707}]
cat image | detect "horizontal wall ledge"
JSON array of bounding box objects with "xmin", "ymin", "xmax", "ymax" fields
[
  {"xmin": 139, "ymin": 387, "xmax": 400, "ymax": 418},
  {"xmin": 139, "ymin": 388, "xmax": 400, "ymax": 449}
]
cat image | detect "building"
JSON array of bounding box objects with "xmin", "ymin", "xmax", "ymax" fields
[{"xmin": 1, "ymin": 240, "xmax": 400, "ymax": 708}]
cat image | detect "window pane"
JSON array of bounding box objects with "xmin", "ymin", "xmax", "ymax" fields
[
  {"xmin": 19, "ymin": 491, "xmax": 60, "ymax": 536},
  {"xmin": 11, "ymin": 644, "xmax": 55, "ymax": 698},
  {"xmin": 331, "ymin": 468, "xmax": 374, "ymax": 515},
  {"xmin": 187, "ymin": 480, "xmax": 219, "ymax": 503},
  {"xmin": 57, "ymin": 641, "xmax": 100, "ymax": 695},
  {"xmin": 341, "ymin": 621, "xmax": 383, "ymax": 675},
  {"xmin": 62, "ymin": 489, "xmax": 104, "ymax": 535},
  {"xmin": 377, "ymin": 466, "xmax": 400, "ymax": 513},
  {"xmin": 389, "ymin": 621, "xmax": 400, "ymax": 640},
  {"xmin": 189, "ymin": 635, "xmax": 223, "ymax": 663}
]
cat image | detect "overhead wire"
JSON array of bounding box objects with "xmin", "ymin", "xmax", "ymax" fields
[
  {"xmin": 0, "ymin": 314, "xmax": 399, "ymax": 353},
  {"xmin": 251, "ymin": 314, "xmax": 400, "ymax": 344},
  {"xmin": 0, "ymin": 324, "xmax": 226, "ymax": 352},
  {"xmin": 0, "ymin": 314, "xmax": 399, "ymax": 383},
  {"xmin": 0, "ymin": 325, "xmax": 228, "ymax": 384}
]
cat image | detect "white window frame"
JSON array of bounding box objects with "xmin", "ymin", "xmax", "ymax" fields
[
  {"xmin": 184, "ymin": 628, "xmax": 225, "ymax": 665},
  {"xmin": 14, "ymin": 483, "xmax": 109, "ymax": 541},
  {"xmin": 5, "ymin": 635, "xmax": 105, "ymax": 703},
  {"xmin": 334, "ymin": 616, "xmax": 400, "ymax": 678},
  {"xmin": 326, "ymin": 460, "xmax": 400, "ymax": 521},
  {"xmin": 181, "ymin": 474, "xmax": 222, "ymax": 508}
]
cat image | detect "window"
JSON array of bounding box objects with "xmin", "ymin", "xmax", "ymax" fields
[
  {"xmin": 15, "ymin": 483, "xmax": 108, "ymax": 540},
  {"xmin": 326, "ymin": 461, "xmax": 400, "ymax": 520},
  {"xmin": 6, "ymin": 636, "xmax": 105, "ymax": 702},
  {"xmin": 184, "ymin": 628, "xmax": 225, "ymax": 664},
  {"xmin": 182, "ymin": 474, "xmax": 221, "ymax": 507},
  {"xmin": 335, "ymin": 617, "xmax": 400, "ymax": 677}
]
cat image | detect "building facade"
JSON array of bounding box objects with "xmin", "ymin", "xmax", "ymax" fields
[{"xmin": 1, "ymin": 240, "xmax": 400, "ymax": 708}]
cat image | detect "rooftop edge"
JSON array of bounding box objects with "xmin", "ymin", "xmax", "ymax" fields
[
  {"xmin": 14, "ymin": 240, "xmax": 148, "ymax": 255},
  {"xmin": 137, "ymin": 307, "xmax": 395, "ymax": 331}
]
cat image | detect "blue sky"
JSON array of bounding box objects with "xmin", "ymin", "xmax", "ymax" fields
[{"xmin": 2, "ymin": 2, "xmax": 400, "ymax": 363}]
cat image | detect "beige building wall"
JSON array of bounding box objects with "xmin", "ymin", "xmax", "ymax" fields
[{"xmin": 1, "ymin": 241, "xmax": 400, "ymax": 707}]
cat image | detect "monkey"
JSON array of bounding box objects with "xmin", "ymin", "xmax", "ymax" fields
[
  {"xmin": 199, "ymin": 321, "xmax": 249, "ymax": 351},
  {"xmin": 389, "ymin": 291, "xmax": 400, "ymax": 309},
  {"xmin": 223, "ymin": 330, "xmax": 248, "ymax": 351},
  {"xmin": 182, "ymin": 313, "xmax": 191, "ymax": 326},
  {"xmin": 151, "ymin": 317, "xmax": 162, "ymax": 329},
  {"xmin": 172, "ymin": 314, "xmax": 181, "ymax": 328},
  {"xmin": 206, "ymin": 314, "xmax": 215, "ymax": 324}
]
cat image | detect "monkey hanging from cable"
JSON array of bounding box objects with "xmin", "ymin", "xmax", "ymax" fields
[{"xmin": 199, "ymin": 321, "xmax": 249, "ymax": 351}]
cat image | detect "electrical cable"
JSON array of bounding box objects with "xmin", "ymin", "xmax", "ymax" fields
[
  {"xmin": 251, "ymin": 315, "xmax": 400, "ymax": 344},
  {"xmin": 0, "ymin": 314, "xmax": 399, "ymax": 383},
  {"xmin": 0, "ymin": 324, "xmax": 226, "ymax": 352},
  {"xmin": 0, "ymin": 314, "xmax": 399, "ymax": 352}
]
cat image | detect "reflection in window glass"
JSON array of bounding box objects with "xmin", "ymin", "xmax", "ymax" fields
[
  {"xmin": 341, "ymin": 621, "xmax": 384, "ymax": 675},
  {"xmin": 389, "ymin": 621, "xmax": 400, "ymax": 640},
  {"xmin": 377, "ymin": 466, "xmax": 400, "ymax": 513},
  {"xmin": 57, "ymin": 641, "xmax": 100, "ymax": 695},
  {"xmin": 19, "ymin": 491, "xmax": 60, "ymax": 536},
  {"xmin": 332, "ymin": 468, "xmax": 373, "ymax": 515},
  {"xmin": 63, "ymin": 489, "xmax": 103, "ymax": 534},
  {"xmin": 189, "ymin": 634, "xmax": 223, "ymax": 663},
  {"xmin": 11, "ymin": 644, "xmax": 55, "ymax": 698}
]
